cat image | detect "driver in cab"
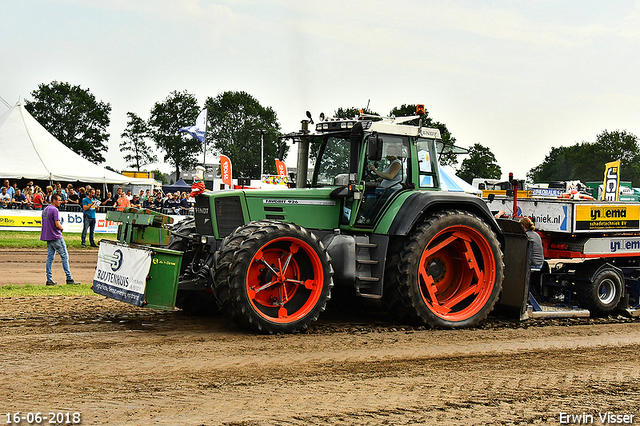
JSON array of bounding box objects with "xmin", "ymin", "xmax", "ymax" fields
[{"xmin": 368, "ymin": 143, "xmax": 404, "ymax": 191}]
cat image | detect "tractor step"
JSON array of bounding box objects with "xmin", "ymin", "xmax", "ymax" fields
[{"xmin": 357, "ymin": 259, "xmax": 379, "ymax": 265}]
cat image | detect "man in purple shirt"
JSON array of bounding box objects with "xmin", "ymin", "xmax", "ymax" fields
[{"xmin": 41, "ymin": 194, "xmax": 79, "ymax": 285}]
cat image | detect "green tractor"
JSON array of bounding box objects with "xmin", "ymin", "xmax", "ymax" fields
[{"xmin": 167, "ymin": 108, "xmax": 505, "ymax": 333}]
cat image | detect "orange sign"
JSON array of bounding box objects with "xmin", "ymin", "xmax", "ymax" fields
[
  {"xmin": 275, "ymin": 159, "xmax": 287, "ymax": 177},
  {"xmin": 220, "ymin": 155, "xmax": 232, "ymax": 187}
]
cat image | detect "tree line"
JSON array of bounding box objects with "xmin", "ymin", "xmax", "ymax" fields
[{"xmin": 24, "ymin": 81, "xmax": 638, "ymax": 186}]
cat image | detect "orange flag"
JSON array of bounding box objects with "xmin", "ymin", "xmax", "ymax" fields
[
  {"xmin": 275, "ymin": 159, "xmax": 287, "ymax": 177},
  {"xmin": 220, "ymin": 155, "xmax": 232, "ymax": 187}
]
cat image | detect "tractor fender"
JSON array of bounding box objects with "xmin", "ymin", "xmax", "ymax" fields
[{"xmin": 386, "ymin": 192, "xmax": 503, "ymax": 242}]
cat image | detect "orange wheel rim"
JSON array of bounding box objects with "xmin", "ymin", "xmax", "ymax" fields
[
  {"xmin": 246, "ymin": 237, "xmax": 324, "ymax": 323},
  {"xmin": 417, "ymin": 225, "xmax": 496, "ymax": 321}
]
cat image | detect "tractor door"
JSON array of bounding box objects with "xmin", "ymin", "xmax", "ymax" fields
[{"xmin": 355, "ymin": 135, "xmax": 411, "ymax": 225}]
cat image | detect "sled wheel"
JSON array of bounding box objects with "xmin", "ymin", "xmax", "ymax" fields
[
  {"xmin": 168, "ymin": 217, "xmax": 217, "ymax": 316},
  {"xmin": 578, "ymin": 268, "xmax": 623, "ymax": 315},
  {"xmin": 226, "ymin": 220, "xmax": 333, "ymax": 334},
  {"xmin": 383, "ymin": 210, "xmax": 503, "ymax": 329}
]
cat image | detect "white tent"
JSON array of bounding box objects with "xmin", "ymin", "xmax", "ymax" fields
[
  {"xmin": 439, "ymin": 165, "xmax": 482, "ymax": 194},
  {"xmin": 0, "ymin": 103, "xmax": 130, "ymax": 184}
]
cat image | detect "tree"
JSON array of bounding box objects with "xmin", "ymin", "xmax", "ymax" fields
[
  {"xmin": 120, "ymin": 112, "xmax": 157, "ymax": 172},
  {"xmin": 148, "ymin": 90, "xmax": 202, "ymax": 180},
  {"xmin": 24, "ymin": 81, "xmax": 111, "ymax": 164},
  {"xmin": 205, "ymin": 91, "xmax": 282, "ymax": 179},
  {"xmin": 527, "ymin": 130, "xmax": 640, "ymax": 185},
  {"xmin": 148, "ymin": 168, "xmax": 168, "ymax": 184},
  {"xmin": 456, "ymin": 143, "xmax": 502, "ymax": 183},
  {"xmin": 389, "ymin": 104, "xmax": 459, "ymax": 166}
]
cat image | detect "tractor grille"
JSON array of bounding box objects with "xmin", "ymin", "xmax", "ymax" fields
[
  {"xmin": 194, "ymin": 196, "xmax": 214, "ymax": 236},
  {"xmin": 215, "ymin": 196, "xmax": 245, "ymax": 237}
]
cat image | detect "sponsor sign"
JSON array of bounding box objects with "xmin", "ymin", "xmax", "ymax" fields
[
  {"xmin": 93, "ymin": 242, "xmax": 151, "ymax": 307},
  {"xmin": 263, "ymin": 199, "xmax": 336, "ymax": 206},
  {"xmin": 583, "ymin": 236, "xmax": 640, "ymax": 255},
  {"xmin": 0, "ymin": 210, "xmax": 120, "ymax": 233},
  {"xmin": 575, "ymin": 204, "xmax": 640, "ymax": 231},
  {"xmin": 602, "ymin": 160, "xmax": 621, "ymax": 201},
  {"xmin": 531, "ymin": 188, "xmax": 563, "ymax": 197},
  {"xmin": 487, "ymin": 199, "xmax": 569, "ymax": 232}
]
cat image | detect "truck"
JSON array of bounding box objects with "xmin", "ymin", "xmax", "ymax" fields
[{"xmin": 487, "ymin": 195, "xmax": 640, "ymax": 318}]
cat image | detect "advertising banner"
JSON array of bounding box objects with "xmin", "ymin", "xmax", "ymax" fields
[
  {"xmin": 220, "ymin": 155, "xmax": 232, "ymax": 187},
  {"xmin": 602, "ymin": 160, "xmax": 621, "ymax": 201},
  {"xmin": 575, "ymin": 204, "xmax": 640, "ymax": 231},
  {"xmin": 275, "ymin": 159, "xmax": 288, "ymax": 177},
  {"xmin": 0, "ymin": 210, "xmax": 120, "ymax": 233},
  {"xmin": 93, "ymin": 242, "xmax": 151, "ymax": 307}
]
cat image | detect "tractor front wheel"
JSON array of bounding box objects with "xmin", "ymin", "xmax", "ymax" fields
[
  {"xmin": 383, "ymin": 210, "xmax": 503, "ymax": 329},
  {"xmin": 217, "ymin": 220, "xmax": 333, "ymax": 334}
]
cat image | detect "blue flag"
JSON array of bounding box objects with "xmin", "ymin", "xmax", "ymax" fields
[{"xmin": 179, "ymin": 109, "xmax": 207, "ymax": 143}]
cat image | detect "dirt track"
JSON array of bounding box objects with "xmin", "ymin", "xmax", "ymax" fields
[{"xmin": 1, "ymin": 249, "xmax": 640, "ymax": 425}]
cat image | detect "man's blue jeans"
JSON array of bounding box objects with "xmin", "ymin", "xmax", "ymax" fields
[
  {"xmin": 46, "ymin": 239, "xmax": 72, "ymax": 281},
  {"xmin": 82, "ymin": 216, "xmax": 96, "ymax": 245}
]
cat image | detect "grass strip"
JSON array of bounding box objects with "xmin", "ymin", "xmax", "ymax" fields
[
  {"xmin": 0, "ymin": 283, "xmax": 97, "ymax": 297},
  {"xmin": 0, "ymin": 231, "xmax": 117, "ymax": 249}
]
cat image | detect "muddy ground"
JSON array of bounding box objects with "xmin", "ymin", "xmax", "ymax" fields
[{"xmin": 1, "ymin": 249, "xmax": 640, "ymax": 425}]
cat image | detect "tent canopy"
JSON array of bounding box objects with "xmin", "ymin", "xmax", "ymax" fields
[
  {"xmin": 0, "ymin": 104, "xmax": 131, "ymax": 184},
  {"xmin": 162, "ymin": 178, "xmax": 191, "ymax": 194},
  {"xmin": 439, "ymin": 166, "xmax": 482, "ymax": 194}
]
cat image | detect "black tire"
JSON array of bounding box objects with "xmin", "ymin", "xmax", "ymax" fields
[
  {"xmin": 382, "ymin": 210, "xmax": 504, "ymax": 329},
  {"xmin": 168, "ymin": 217, "xmax": 218, "ymax": 316},
  {"xmin": 578, "ymin": 268, "xmax": 623, "ymax": 315},
  {"xmin": 216, "ymin": 220, "xmax": 333, "ymax": 334}
]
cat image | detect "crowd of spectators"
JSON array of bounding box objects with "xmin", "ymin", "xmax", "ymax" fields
[{"xmin": 0, "ymin": 180, "xmax": 195, "ymax": 216}]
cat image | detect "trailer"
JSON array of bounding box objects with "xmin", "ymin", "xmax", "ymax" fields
[{"xmin": 487, "ymin": 197, "xmax": 640, "ymax": 319}]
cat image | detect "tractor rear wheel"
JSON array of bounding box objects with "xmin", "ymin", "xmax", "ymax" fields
[
  {"xmin": 168, "ymin": 217, "xmax": 217, "ymax": 316},
  {"xmin": 383, "ymin": 210, "xmax": 503, "ymax": 329},
  {"xmin": 216, "ymin": 220, "xmax": 333, "ymax": 334}
]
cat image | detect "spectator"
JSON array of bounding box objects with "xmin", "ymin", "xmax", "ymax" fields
[
  {"xmin": 179, "ymin": 192, "xmax": 192, "ymax": 214},
  {"xmin": 126, "ymin": 190, "xmax": 133, "ymax": 201},
  {"xmin": 0, "ymin": 187, "xmax": 10, "ymax": 209},
  {"xmin": 67, "ymin": 188, "xmax": 80, "ymax": 208},
  {"xmin": 2, "ymin": 179, "xmax": 15, "ymax": 199},
  {"xmin": 32, "ymin": 186, "xmax": 45, "ymax": 210},
  {"xmin": 116, "ymin": 192, "xmax": 130, "ymax": 211},
  {"xmin": 153, "ymin": 195, "xmax": 162, "ymax": 211},
  {"xmin": 101, "ymin": 192, "xmax": 116, "ymax": 208},
  {"xmin": 44, "ymin": 186, "xmax": 54, "ymax": 205},
  {"xmin": 163, "ymin": 193, "xmax": 179, "ymax": 214},
  {"xmin": 24, "ymin": 181, "xmax": 34, "ymax": 193},
  {"xmin": 81, "ymin": 188, "xmax": 99, "ymax": 248},
  {"xmin": 12, "ymin": 189, "xmax": 27, "ymax": 209},
  {"xmin": 142, "ymin": 195, "xmax": 152, "ymax": 210},
  {"xmin": 40, "ymin": 193, "xmax": 78, "ymax": 285},
  {"xmin": 23, "ymin": 187, "xmax": 33, "ymax": 210},
  {"xmin": 77, "ymin": 187, "xmax": 86, "ymax": 203},
  {"xmin": 130, "ymin": 194, "xmax": 141, "ymax": 209},
  {"xmin": 143, "ymin": 189, "xmax": 151, "ymax": 202}
]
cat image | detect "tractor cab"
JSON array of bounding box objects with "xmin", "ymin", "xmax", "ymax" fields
[{"xmin": 295, "ymin": 109, "xmax": 444, "ymax": 229}]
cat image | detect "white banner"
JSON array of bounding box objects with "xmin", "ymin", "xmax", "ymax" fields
[{"xmin": 93, "ymin": 241, "xmax": 152, "ymax": 307}]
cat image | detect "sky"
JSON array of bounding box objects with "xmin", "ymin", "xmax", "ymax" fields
[{"xmin": 1, "ymin": 0, "xmax": 640, "ymax": 180}]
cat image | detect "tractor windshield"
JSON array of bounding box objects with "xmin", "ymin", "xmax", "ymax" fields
[{"xmin": 312, "ymin": 135, "xmax": 351, "ymax": 186}]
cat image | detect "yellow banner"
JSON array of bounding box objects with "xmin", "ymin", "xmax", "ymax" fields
[
  {"xmin": 0, "ymin": 214, "xmax": 42, "ymax": 227},
  {"xmin": 602, "ymin": 160, "xmax": 621, "ymax": 201},
  {"xmin": 575, "ymin": 204, "xmax": 640, "ymax": 230}
]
